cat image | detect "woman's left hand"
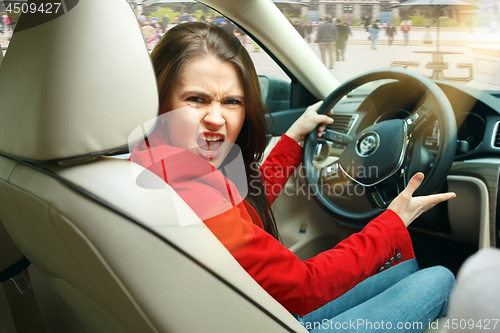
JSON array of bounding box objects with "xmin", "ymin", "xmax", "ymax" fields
[
  {"xmin": 388, "ymin": 172, "xmax": 456, "ymax": 227},
  {"xmin": 285, "ymin": 101, "xmax": 333, "ymax": 143}
]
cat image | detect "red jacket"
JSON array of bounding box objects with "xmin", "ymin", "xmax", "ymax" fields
[{"xmin": 130, "ymin": 133, "xmax": 415, "ymax": 316}]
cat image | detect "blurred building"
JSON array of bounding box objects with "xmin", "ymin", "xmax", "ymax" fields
[{"xmin": 300, "ymin": 0, "xmax": 401, "ymax": 24}]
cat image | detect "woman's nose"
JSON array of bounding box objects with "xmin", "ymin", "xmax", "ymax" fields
[{"xmin": 203, "ymin": 103, "xmax": 225, "ymax": 129}]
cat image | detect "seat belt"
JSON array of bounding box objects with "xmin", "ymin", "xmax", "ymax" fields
[{"xmin": 0, "ymin": 223, "xmax": 46, "ymax": 333}]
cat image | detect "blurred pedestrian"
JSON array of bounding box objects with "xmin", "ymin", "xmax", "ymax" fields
[
  {"xmin": 5, "ymin": 13, "xmax": 13, "ymax": 31},
  {"xmin": 369, "ymin": 23, "xmax": 380, "ymax": 50},
  {"xmin": 137, "ymin": 12, "xmax": 147, "ymax": 26},
  {"xmin": 234, "ymin": 25, "xmax": 248, "ymax": 44},
  {"xmin": 155, "ymin": 22, "xmax": 165, "ymax": 39},
  {"xmin": 364, "ymin": 15, "xmax": 370, "ymax": 32},
  {"xmin": 215, "ymin": 16, "xmax": 225, "ymax": 26},
  {"xmin": 316, "ymin": 16, "xmax": 337, "ymax": 69},
  {"xmin": 291, "ymin": 18, "xmax": 305, "ymax": 38},
  {"xmin": 344, "ymin": 23, "xmax": 353, "ymax": 37},
  {"xmin": 2, "ymin": 12, "xmax": 7, "ymax": 32},
  {"xmin": 401, "ymin": 20, "xmax": 411, "ymax": 46},
  {"xmin": 305, "ymin": 21, "xmax": 313, "ymax": 42},
  {"xmin": 179, "ymin": 13, "xmax": 188, "ymax": 23},
  {"xmin": 150, "ymin": 15, "xmax": 159, "ymax": 24},
  {"xmin": 146, "ymin": 22, "xmax": 166, "ymax": 51},
  {"xmin": 141, "ymin": 22, "xmax": 156, "ymax": 51},
  {"xmin": 163, "ymin": 13, "xmax": 170, "ymax": 28},
  {"xmin": 221, "ymin": 20, "xmax": 234, "ymax": 34},
  {"xmin": 335, "ymin": 18, "xmax": 348, "ymax": 61},
  {"xmin": 386, "ymin": 22, "xmax": 397, "ymax": 46},
  {"xmin": 232, "ymin": 27, "xmax": 241, "ymax": 41}
]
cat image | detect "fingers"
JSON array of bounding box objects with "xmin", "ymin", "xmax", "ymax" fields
[
  {"xmin": 307, "ymin": 101, "xmax": 323, "ymax": 113},
  {"xmin": 420, "ymin": 192, "xmax": 456, "ymax": 207},
  {"xmin": 318, "ymin": 124, "xmax": 326, "ymax": 137},
  {"xmin": 318, "ymin": 114, "xmax": 333, "ymax": 122},
  {"xmin": 316, "ymin": 115, "xmax": 333, "ymax": 137},
  {"xmin": 404, "ymin": 172, "xmax": 424, "ymax": 196},
  {"xmin": 404, "ymin": 173, "xmax": 457, "ymax": 206}
]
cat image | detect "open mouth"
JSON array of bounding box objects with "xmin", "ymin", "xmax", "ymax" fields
[{"xmin": 196, "ymin": 132, "xmax": 226, "ymax": 160}]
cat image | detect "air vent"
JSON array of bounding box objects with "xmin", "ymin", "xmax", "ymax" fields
[
  {"xmin": 492, "ymin": 121, "xmax": 500, "ymax": 148},
  {"xmin": 328, "ymin": 114, "xmax": 358, "ymax": 134}
]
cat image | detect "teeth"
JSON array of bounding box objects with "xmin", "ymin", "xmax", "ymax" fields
[{"xmin": 204, "ymin": 135, "xmax": 223, "ymax": 141}]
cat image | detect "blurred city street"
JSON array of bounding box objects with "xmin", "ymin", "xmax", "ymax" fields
[
  {"xmin": 3, "ymin": 26, "xmax": 499, "ymax": 89},
  {"xmin": 0, "ymin": 29, "xmax": 12, "ymax": 55},
  {"xmin": 244, "ymin": 27, "xmax": 500, "ymax": 89}
]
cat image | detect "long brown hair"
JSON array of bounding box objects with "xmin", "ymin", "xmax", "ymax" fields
[{"xmin": 150, "ymin": 23, "xmax": 280, "ymax": 241}]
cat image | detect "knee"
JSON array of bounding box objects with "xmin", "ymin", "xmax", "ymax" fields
[{"xmin": 425, "ymin": 266, "xmax": 456, "ymax": 297}]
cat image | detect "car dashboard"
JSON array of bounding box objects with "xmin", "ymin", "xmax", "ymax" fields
[{"xmin": 322, "ymin": 81, "xmax": 500, "ymax": 250}]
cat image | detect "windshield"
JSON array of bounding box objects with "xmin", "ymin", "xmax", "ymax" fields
[
  {"xmin": 302, "ymin": 3, "xmax": 499, "ymax": 91},
  {"xmin": 2, "ymin": 0, "xmax": 498, "ymax": 92},
  {"xmin": 325, "ymin": 18, "xmax": 499, "ymax": 91}
]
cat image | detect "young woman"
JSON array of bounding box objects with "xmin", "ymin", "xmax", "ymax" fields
[{"xmin": 130, "ymin": 22, "xmax": 456, "ymax": 332}]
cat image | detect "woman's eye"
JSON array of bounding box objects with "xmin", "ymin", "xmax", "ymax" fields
[
  {"xmin": 187, "ymin": 96, "xmax": 204, "ymax": 104},
  {"xmin": 225, "ymin": 99, "xmax": 242, "ymax": 105}
]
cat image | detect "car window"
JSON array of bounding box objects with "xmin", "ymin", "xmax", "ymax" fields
[
  {"xmin": 125, "ymin": 0, "xmax": 499, "ymax": 93},
  {"xmin": 4, "ymin": 1, "xmax": 498, "ymax": 97}
]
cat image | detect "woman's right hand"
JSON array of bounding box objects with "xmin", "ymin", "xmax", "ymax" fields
[
  {"xmin": 387, "ymin": 172, "xmax": 456, "ymax": 227},
  {"xmin": 285, "ymin": 101, "xmax": 333, "ymax": 143}
]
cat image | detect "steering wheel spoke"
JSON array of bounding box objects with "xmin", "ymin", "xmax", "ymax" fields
[
  {"xmin": 319, "ymin": 162, "xmax": 341, "ymax": 180},
  {"xmin": 323, "ymin": 129, "xmax": 352, "ymax": 148},
  {"xmin": 365, "ymin": 170, "xmax": 407, "ymax": 209},
  {"xmin": 404, "ymin": 105, "xmax": 433, "ymax": 137},
  {"xmin": 366, "ymin": 186, "xmax": 387, "ymax": 208}
]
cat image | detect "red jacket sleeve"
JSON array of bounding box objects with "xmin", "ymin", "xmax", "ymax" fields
[
  {"xmin": 205, "ymin": 207, "xmax": 414, "ymax": 316},
  {"xmin": 130, "ymin": 139, "xmax": 415, "ymax": 316},
  {"xmin": 260, "ymin": 134, "xmax": 302, "ymax": 205}
]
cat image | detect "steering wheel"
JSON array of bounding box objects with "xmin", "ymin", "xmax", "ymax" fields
[{"xmin": 303, "ymin": 67, "xmax": 457, "ymax": 228}]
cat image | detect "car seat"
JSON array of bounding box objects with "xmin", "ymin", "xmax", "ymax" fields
[{"xmin": 0, "ymin": 0, "xmax": 305, "ymax": 332}]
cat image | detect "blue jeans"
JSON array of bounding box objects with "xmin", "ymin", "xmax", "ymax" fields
[{"xmin": 297, "ymin": 259, "xmax": 455, "ymax": 332}]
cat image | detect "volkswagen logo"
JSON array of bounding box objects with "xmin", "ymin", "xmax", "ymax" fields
[{"xmin": 356, "ymin": 131, "xmax": 380, "ymax": 157}]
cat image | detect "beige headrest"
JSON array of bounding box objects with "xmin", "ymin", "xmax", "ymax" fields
[{"xmin": 0, "ymin": 0, "xmax": 158, "ymax": 162}]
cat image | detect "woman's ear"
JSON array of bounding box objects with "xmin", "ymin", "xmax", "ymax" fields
[{"xmin": 154, "ymin": 116, "xmax": 172, "ymax": 145}]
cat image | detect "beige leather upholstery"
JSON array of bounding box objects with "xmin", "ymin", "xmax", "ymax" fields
[
  {"xmin": 0, "ymin": 0, "xmax": 158, "ymax": 161},
  {"xmin": 0, "ymin": 0, "xmax": 306, "ymax": 332},
  {"xmin": 0, "ymin": 222, "xmax": 24, "ymax": 275},
  {"xmin": 0, "ymin": 155, "xmax": 305, "ymax": 332}
]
